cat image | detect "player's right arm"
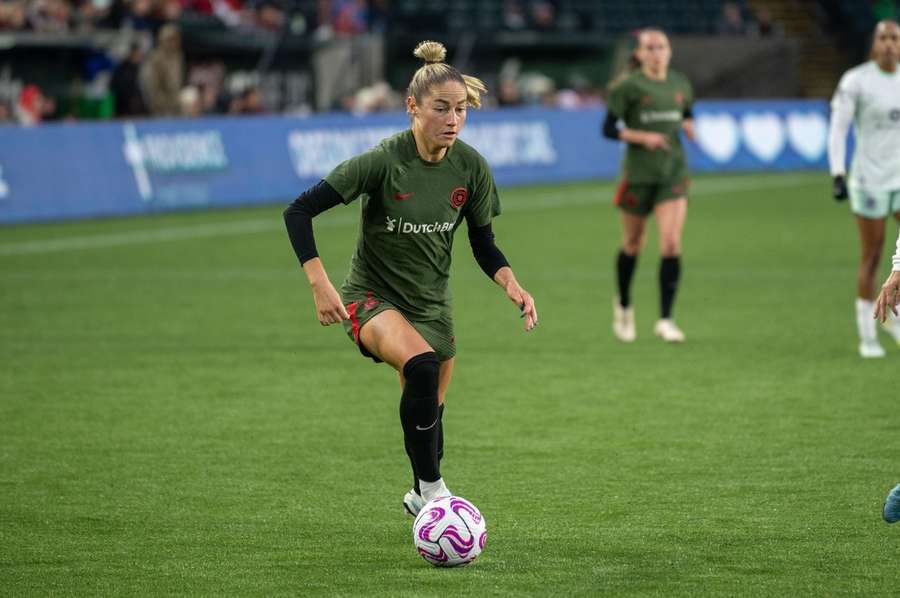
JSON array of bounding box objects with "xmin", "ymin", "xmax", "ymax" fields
[
  {"xmin": 283, "ymin": 180, "xmax": 350, "ymax": 326},
  {"xmin": 603, "ymin": 78, "xmax": 670, "ymax": 151},
  {"xmin": 828, "ymin": 69, "xmax": 857, "ymax": 201},
  {"xmin": 284, "ymin": 147, "xmax": 389, "ymax": 326}
]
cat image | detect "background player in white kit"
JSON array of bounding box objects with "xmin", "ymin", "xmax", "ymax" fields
[{"xmin": 828, "ymin": 19, "xmax": 900, "ymax": 358}]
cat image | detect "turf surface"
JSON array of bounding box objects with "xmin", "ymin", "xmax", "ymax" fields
[{"xmin": 2, "ymin": 171, "xmax": 898, "ymax": 596}]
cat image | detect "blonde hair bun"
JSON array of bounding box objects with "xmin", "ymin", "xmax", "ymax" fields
[{"xmin": 413, "ymin": 41, "xmax": 447, "ymax": 64}]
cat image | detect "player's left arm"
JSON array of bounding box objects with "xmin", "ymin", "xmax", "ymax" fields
[
  {"xmin": 465, "ymin": 160, "xmax": 537, "ymax": 332},
  {"xmin": 681, "ymin": 78, "xmax": 696, "ymax": 141},
  {"xmin": 494, "ymin": 264, "xmax": 538, "ymax": 332},
  {"xmin": 465, "ymin": 218, "xmax": 536, "ymax": 331}
]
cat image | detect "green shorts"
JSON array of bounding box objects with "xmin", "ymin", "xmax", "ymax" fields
[
  {"xmin": 614, "ymin": 177, "xmax": 689, "ymax": 216},
  {"xmin": 848, "ymin": 184, "xmax": 900, "ymax": 220},
  {"xmin": 341, "ymin": 289, "xmax": 456, "ymax": 363}
]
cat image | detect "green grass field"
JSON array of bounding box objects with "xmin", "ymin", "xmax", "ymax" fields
[{"xmin": 2, "ymin": 171, "xmax": 899, "ymax": 596}]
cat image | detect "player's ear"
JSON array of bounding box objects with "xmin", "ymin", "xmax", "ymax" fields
[{"xmin": 406, "ymin": 95, "xmax": 417, "ymax": 116}]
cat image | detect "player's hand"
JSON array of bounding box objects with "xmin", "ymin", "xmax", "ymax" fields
[
  {"xmin": 874, "ymin": 271, "xmax": 900, "ymax": 323},
  {"xmin": 311, "ymin": 279, "xmax": 350, "ymax": 326},
  {"xmin": 503, "ymin": 280, "xmax": 538, "ymax": 332},
  {"xmin": 832, "ymin": 175, "xmax": 848, "ymax": 201},
  {"xmin": 681, "ymin": 118, "xmax": 696, "ymax": 141},
  {"xmin": 641, "ymin": 132, "xmax": 671, "ymax": 152}
]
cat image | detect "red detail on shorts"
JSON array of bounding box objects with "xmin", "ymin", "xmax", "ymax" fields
[
  {"xmin": 614, "ymin": 179, "xmax": 638, "ymax": 208},
  {"xmin": 347, "ymin": 301, "xmax": 361, "ymax": 344},
  {"xmin": 394, "ymin": 192, "xmax": 415, "ymax": 200},
  {"xmin": 363, "ymin": 291, "xmax": 380, "ymax": 311},
  {"xmin": 671, "ymin": 178, "xmax": 689, "ymax": 197},
  {"xmin": 450, "ymin": 187, "xmax": 468, "ymax": 209}
]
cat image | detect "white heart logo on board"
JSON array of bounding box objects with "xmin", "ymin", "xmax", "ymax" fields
[
  {"xmin": 740, "ymin": 112, "xmax": 785, "ymax": 163},
  {"xmin": 786, "ymin": 111, "xmax": 828, "ymax": 162},
  {"xmin": 695, "ymin": 113, "xmax": 740, "ymax": 163}
]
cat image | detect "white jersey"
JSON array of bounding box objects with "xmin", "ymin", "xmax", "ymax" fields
[
  {"xmin": 894, "ymin": 229, "xmax": 900, "ymax": 272},
  {"xmin": 828, "ymin": 61, "xmax": 900, "ymax": 191}
]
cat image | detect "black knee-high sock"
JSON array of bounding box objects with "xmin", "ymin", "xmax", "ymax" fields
[
  {"xmin": 406, "ymin": 403, "xmax": 445, "ymax": 494},
  {"xmin": 659, "ymin": 256, "xmax": 681, "ymax": 319},
  {"xmin": 437, "ymin": 403, "xmax": 445, "ymax": 463},
  {"xmin": 617, "ymin": 250, "xmax": 638, "ymax": 308},
  {"xmin": 399, "ymin": 352, "xmax": 441, "ymax": 484}
]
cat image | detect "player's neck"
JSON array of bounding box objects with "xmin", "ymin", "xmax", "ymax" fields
[
  {"xmin": 641, "ymin": 66, "xmax": 667, "ymax": 81},
  {"xmin": 874, "ymin": 58, "xmax": 897, "ymax": 74},
  {"xmin": 411, "ymin": 128, "xmax": 448, "ymax": 162}
]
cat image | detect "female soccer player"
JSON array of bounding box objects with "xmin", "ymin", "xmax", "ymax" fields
[
  {"xmin": 602, "ymin": 28, "xmax": 695, "ymax": 343},
  {"xmin": 828, "ymin": 19, "xmax": 900, "ymax": 358},
  {"xmin": 283, "ymin": 41, "xmax": 538, "ymax": 516}
]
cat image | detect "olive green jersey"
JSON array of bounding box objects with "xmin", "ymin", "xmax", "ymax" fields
[
  {"xmin": 325, "ymin": 129, "xmax": 501, "ymax": 320},
  {"xmin": 607, "ymin": 69, "xmax": 694, "ymax": 183}
]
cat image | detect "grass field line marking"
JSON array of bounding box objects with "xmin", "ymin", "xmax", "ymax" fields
[
  {"xmin": 0, "ymin": 219, "xmax": 278, "ymax": 256},
  {"xmin": 0, "ymin": 173, "xmax": 822, "ymax": 256}
]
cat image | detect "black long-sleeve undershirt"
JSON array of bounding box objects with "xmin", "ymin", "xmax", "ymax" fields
[
  {"xmin": 466, "ymin": 218, "xmax": 510, "ymax": 281},
  {"xmin": 283, "ymin": 179, "xmax": 510, "ymax": 279},
  {"xmin": 602, "ymin": 110, "xmax": 621, "ymax": 140},
  {"xmin": 283, "ymin": 179, "xmax": 343, "ymax": 265}
]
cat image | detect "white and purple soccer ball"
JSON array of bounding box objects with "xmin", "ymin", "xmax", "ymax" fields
[{"xmin": 412, "ymin": 495, "xmax": 487, "ymax": 567}]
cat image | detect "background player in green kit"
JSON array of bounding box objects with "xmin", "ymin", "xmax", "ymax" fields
[
  {"xmin": 283, "ymin": 41, "xmax": 538, "ymax": 516},
  {"xmin": 603, "ymin": 28, "xmax": 695, "ymax": 343}
]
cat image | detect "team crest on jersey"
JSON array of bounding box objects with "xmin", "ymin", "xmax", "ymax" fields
[
  {"xmin": 450, "ymin": 187, "xmax": 468, "ymax": 209},
  {"xmin": 641, "ymin": 94, "xmax": 654, "ymax": 105},
  {"xmin": 674, "ymin": 91, "xmax": 684, "ymax": 106}
]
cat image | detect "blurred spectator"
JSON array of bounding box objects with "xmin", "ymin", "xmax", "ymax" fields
[
  {"xmin": 179, "ymin": 85, "xmax": 201, "ymax": 116},
  {"xmin": 111, "ymin": 42, "xmax": 147, "ymax": 116},
  {"xmin": 518, "ymin": 72, "xmax": 555, "ymax": 105},
  {"xmin": 229, "ymin": 84, "xmax": 264, "ymax": 114},
  {"xmin": 254, "ymin": 0, "xmax": 283, "ymax": 31},
  {"xmin": 503, "ymin": 0, "xmax": 526, "ymax": 31},
  {"xmin": 0, "ymin": 1, "xmax": 27, "ymax": 29},
  {"xmin": 187, "ymin": 60, "xmax": 225, "ymax": 114},
  {"xmin": 716, "ymin": 1, "xmax": 745, "ymax": 35},
  {"xmin": 555, "ymin": 74, "xmax": 602, "ymax": 109},
  {"xmin": 74, "ymin": 0, "xmax": 112, "ymax": 30},
  {"xmin": 16, "ymin": 84, "xmax": 54, "ymax": 125},
  {"xmin": 0, "ymin": 101, "xmax": 12, "ymax": 122},
  {"xmin": 139, "ymin": 23, "xmax": 183, "ymax": 116},
  {"xmin": 117, "ymin": 0, "xmax": 154, "ymax": 32},
  {"xmin": 153, "ymin": 0, "xmax": 181, "ymax": 24},
  {"xmin": 750, "ymin": 7, "xmax": 782, "ymax": 38},
  {"xmin": 352, "ymin": 80, "xmax": 398, "ymax": 114},
  {"xmin": 183, "ymin": 0, "xmax": 245, "ymax": 27},
  {"xmin": 530, "ymin": 0, "xmax": 556, "ymax": 31},
  {"xmin": 330, "ymin": 0, "xmax": 366, "ymax": 35},
  {"xmin": 28, "ymin": 0, "xmax": 73, "ymax": 32},
  {"xmin": 497, "ymin": 78, "xmax": 521, "ymax": 107}
]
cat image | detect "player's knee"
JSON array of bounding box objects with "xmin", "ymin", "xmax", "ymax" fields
[
  {"xmin": 660, "ymin": 239, "xmax": 681, "ymax": 256},
  {"xmin": 403, "ymin": 351, "xmax": 440, "ymax": 396},
  {"xmin": 861, "ymin": 252, "xmax": 882, "ymax": 275},
  {"xmin": 622, "ymin": 236, "xmax": 644, "ymax": 255}
]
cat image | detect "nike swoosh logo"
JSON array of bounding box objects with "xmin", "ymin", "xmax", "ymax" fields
[
  {"xmin": 415, "ymin": 418, "xmax": 439, "ymax": 431},
  {"xmin": 394, "ymin": 192, "xmax": 415, "ymax": 200}
]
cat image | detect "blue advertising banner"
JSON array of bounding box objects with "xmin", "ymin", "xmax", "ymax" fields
[{"xmin": 0, "ymin": 100, "xmax": 832, "ymax": 224}]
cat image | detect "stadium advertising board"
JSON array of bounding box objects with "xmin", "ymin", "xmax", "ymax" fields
[{"xmin": 0, "ymin": 100, "xmax": 831, "ymax": 223}]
